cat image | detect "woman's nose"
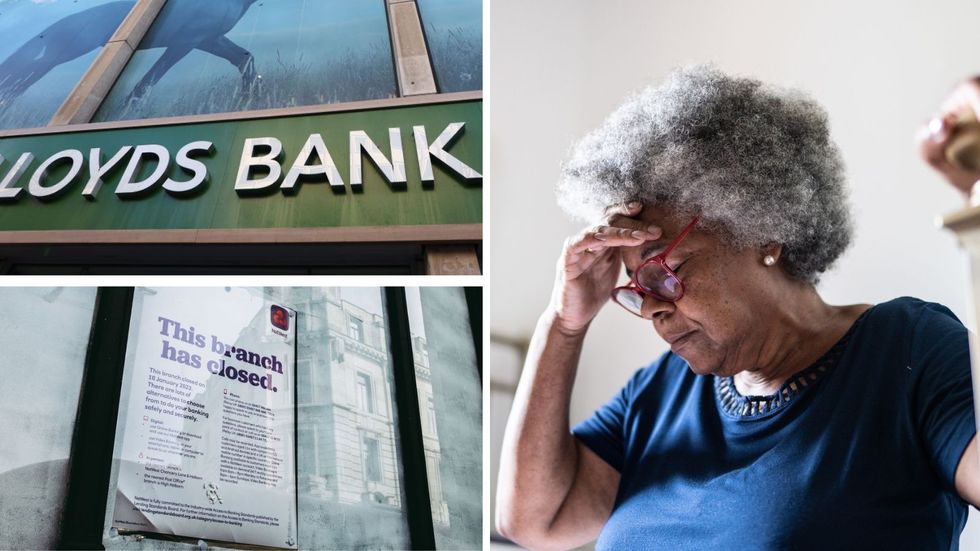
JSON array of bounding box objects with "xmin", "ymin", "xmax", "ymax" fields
[{"xmin": 639, "ymin": 293, "xmax": 675, "ymax": 319}]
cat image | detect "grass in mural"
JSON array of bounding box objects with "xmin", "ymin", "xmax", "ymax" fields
[
  {"xmin": 104, "ymin": 44, "xmax": 396, "ymax": 120},
  {"xmin": 427, "ymin": 26, "xmax": 482, "ymax": 93},
  {"xmin": 0, "ymin": 100, "xmax": 55, "ymax": 129}
]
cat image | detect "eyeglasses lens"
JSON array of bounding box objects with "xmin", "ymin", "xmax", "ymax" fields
[
  {"xmin": 612, "ymin": 287, "xmax": 645, "ymax": 315},
  {"xmin": 636, "ymin": 261, "xmax": 682, "ymax": 300}
]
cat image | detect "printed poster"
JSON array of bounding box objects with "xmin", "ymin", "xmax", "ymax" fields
[{"xmin": 112, "ymin": 287, "xmax": 298, "ymax": 549}]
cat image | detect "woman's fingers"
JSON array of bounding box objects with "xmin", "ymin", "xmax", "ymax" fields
[
  {"xmin": 563, "ymin": 224, "xmax": 658, "ymax": 281},
  {"xmin": 568, "ymin": 224, "xmax": 659, "ymax": 256},
  {"xmin": 602, "ymin": 201, "xmax": 664, "ymax": 237},
  {"xmin": 602, "ymin": 200, "xmax": 644, "ymax": 218}
]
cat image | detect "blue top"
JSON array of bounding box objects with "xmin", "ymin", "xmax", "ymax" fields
[{"xmin": 572, "ymin": 297, "xmax": 977, "ymax": 550}]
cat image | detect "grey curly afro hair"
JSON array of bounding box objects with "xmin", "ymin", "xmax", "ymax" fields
[{"xmin": 557, "ymin": 65, "xmax": 852, "ymax": 284}]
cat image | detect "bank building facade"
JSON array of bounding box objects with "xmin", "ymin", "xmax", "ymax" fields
[
  {"xmin": 0, "ymin": 286, "xmax": 481, "ymax": 550},
  {"xmin": 0, "ymin": 0, "xmax": 482, "ymax": 274}
]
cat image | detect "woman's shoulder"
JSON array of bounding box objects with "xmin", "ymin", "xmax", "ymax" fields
[
  {"xmin": 622, "ymin": 351, "xmax": 699, "ymax": 400},
  {"xmin": 861, "ymin": 296, "xmax": 964, "ymax": 331},
  {"xmin": 847, "ymin": 297, "xmax": 968, "ymax": 368}
]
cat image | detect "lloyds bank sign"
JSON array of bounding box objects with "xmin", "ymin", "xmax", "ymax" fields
[{"xmin": 0, "ymin": 99, "xmax": 482, "ymax": 233}]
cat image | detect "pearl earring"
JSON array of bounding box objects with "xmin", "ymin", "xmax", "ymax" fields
[{"xmin": 763, "ymin": 255, "xmax": 776, "ymax": 266}]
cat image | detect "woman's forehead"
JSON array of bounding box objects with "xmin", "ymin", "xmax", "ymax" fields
[{"xmin": 634, "ymin": 204, "xmax": 691, "ymax": 227}]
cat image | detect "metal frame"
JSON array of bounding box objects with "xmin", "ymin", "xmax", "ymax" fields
[
  {"xmin": 464, "ymin": 287, "xmax": 483, "ymax": 381},
  {"xmin": 384, "ymin": 287, "xmax": 438, "ymax": 549},
  {"xmin": 57, "ymin": 286, "xmax": 475, "ymax": 550},
  {"xmin": 0, "ymin": 224, "xmax": 481, "ymax": 245},
  {"xmin": 3, "ymin": 91, "xmax": 481, "ymax": 139},
  {"xmin": 58, "ymin": 287, "xmax": 135, "ymax": 550}
]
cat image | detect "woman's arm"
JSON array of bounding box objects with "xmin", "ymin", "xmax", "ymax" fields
[
  {"xmin": 955, "ymin": 435, "xmax": 980, "ymax": 507},
  {"xmin": 495, "ymin": 311, "xmax": 620, "ymax": 550},
  {"xmin": 495, "ymin": 202, "xmax": 661, "ymax": 550}
]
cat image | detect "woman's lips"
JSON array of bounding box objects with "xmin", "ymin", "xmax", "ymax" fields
[{"xmin": 665, "ymin": 330, "xmax": 696, "ymax": 348}]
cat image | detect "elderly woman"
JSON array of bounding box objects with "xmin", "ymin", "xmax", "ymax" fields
[{"xmin": 496, "ymin": 66, "xmax": 980, "ymax": 550}]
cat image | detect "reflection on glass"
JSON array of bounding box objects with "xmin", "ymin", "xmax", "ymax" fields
[
  {"xmin": 94, "ymin": 0, "xmax": 397, "ymax": 122},
  {"xmin": 417, "ymin": 0, "xmax": 482, "ymax": 93},
  {"xmin": 0, "ymin": 0, "xmax": 127, "ymax": 129},
  {"xmin": 289, "ymin": 287, "xmax": 411, "ymax": 550},
  {"xmin": 0, "ymin": 288, "xmax": 97, "ymax": 549},
  {"xmin": 406, "ymin": 287, "xmax": 481, "ymax": 549}
]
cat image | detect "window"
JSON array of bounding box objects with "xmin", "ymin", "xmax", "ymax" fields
[
  {"xmin": 362, "ymin": 435, "xmax": 382, "ymax": 483},
  {"xmin": 427, "ymin": 397, "xmax": 438, "ymax": 438},
  {"xmin": 405, "ymin": 287, "xmax": 481, "ymax": 549},
  {"xmin": 356, "ymin": 371, "xmax": 374, "ymax": 414},
  {"xmin": 417, "ymin": 0, "xmax": 482, "ymax": 92},
  {"xmin": 0, "ymin": 288, "xmax": 97, "ymax": 549},
  {"xmin": 349, "ymin": 316, "xmax": 364, "ymax": 342},
  {"xmin": 93, "ymin": 0, "xmax": 398, "ymax": 122},
  {"xmin": 0, "ymin": 1, "xmax": 128, "ymax": 129},
  {"xmin": 38, "ymin": 285, "xmax": 477, "ymax": 550}
]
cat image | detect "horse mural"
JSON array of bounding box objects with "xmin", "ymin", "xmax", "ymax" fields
[{"xmin": 0, "ymin": 0, "xmax": 261, "ymax": 103}]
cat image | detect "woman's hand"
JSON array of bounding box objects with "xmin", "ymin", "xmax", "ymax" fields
[
  {"xmin": 549, "ymin": 201, "xmax": 662, "ymax": 334},
  {"xmin": 917, "ymin": 76, "xmax": 980, "ymax": 200}
]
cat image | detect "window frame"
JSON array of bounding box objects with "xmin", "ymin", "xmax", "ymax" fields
[
  {"xmin": 361, "ymin": 432, "xmax": 384, "ymax": 485},
  {"xmin": 0, "ymin": 0, "xmax": 481, "ymax": 137},
  {"xmin": 57, "ymin": 286, "xmax": 480, "ymax": 550},
  {"xmin": 349, "ymin": 315, "xmax": 365, "ymax": 343},
  {"xmin": 355, "ymin": 370, "xmax": 375, "ymax": 414}
]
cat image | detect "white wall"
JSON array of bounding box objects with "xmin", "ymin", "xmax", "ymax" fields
[{"xmin": 488, "ymin": 0, "xmax": 980, "ymax": 546}]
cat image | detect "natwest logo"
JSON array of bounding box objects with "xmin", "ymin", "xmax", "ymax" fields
[{"xmin": 270, "ymin": 305, "xmax": 290, "ymax": 331}]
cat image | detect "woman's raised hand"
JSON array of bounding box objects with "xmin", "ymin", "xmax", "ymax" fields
[
  {"xmin": 917, "ymin": 76, "xmax": 980, "ymax": 200},
  {"xmin": 549, "ymin": 201, "xmax": 662, "ymax": 334}
]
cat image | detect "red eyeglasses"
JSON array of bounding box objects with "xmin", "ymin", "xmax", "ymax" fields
[{"xmin": 611, "ymin": 215, "xmax": 700, "ymax": 317}]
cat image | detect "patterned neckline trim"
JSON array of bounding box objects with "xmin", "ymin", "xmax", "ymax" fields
[{"xmin": 713, "ymin": 306, "xmax": 872, "ymax": 418}]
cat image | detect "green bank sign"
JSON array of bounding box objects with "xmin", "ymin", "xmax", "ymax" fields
[{"xmin": 0, "ymin": 100, "xmax": 481, "ymax": 231}]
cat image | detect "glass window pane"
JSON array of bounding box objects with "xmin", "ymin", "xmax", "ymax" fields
[
  {"xmin": 0, "ymin": 0, "xmax": 127, "ymax": 129},
  {"xmin": 0, "ymin": 287, "xmax": 97, "ymax": 549},
  {"xmin": 406, "ymin": 287, "xmax": 481, "ymax": 549},
  {"xmin": 417, "ymin": 0, "xmax": 482, "ymax": 93},
  {"xmin": 289, "ymin": 287, "xmax": 411, "ymax": 549},
  {"xmin": 94, "ymin": 1, "xmax": 398, "ymax": 122},
  {"xmin": 102, "ymin": 287, "xmax": 411, "ymax": 550}
]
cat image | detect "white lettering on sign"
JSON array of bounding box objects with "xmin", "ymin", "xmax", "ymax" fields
[
  {"xmin": 0, "ymin": 152, "xmax": 34, "ymax": 200},
  {"xmin": 349, "ymin": 128, "xmax": 406, "ymax": 189},
  {"xmin": 0, "ymin": 122, "xmax": 480, "ymax": 203},
  {"xmin": 28, "ymin": 149, "xmax": 84, "ymax": 200},
  {"xmin": 83, "ymin": 146, "xmax": 133, "ymax": 200},
  {"xmin": 235, "ymin": 137, "xmax": 284, "ymax": 194},
  {"xmin": 164, "ymin": 141, "xmax": 215, "ymax": 196},
  {"xmin": 280, "ymin": 133, "xmax": 344, "ymax": 193},
  {"xmin": 413, "ymin": 123, "xmax": 482, "ymax": 184},
  {"xmin": 116, "ymin": 144, "xmax": 170, "ymax": 199}
]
